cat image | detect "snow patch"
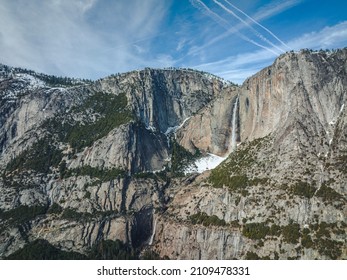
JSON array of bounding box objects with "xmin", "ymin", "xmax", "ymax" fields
[
  {"xmin": 3, "ymin": 91, "xmax": 18, "ymax": 100},
  {"xmin": 184, "ymin": 153, "xmax": 226, "ymax": 174},
  {"xmin": 16, "ymin": 73, "xmax": 45, "ymax": 89},
  {"xmin": 152, "ymin": 166, "xmax": 166, "ymax": 174}
]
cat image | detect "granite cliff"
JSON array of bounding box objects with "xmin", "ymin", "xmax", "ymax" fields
[{"xmin": 0, "ymin": 48, "xmax": 346, "ymax": 259}]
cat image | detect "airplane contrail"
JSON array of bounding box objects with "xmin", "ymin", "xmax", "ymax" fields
[
  {"xmin": 189, "ymin": 0, "xmax": 298, "ymax": 57},
  {"xmin": 212, "ymin": 0, "xmax": 286, "ymax": 53},
  {"xmin": 190, "ymin": 0, "xmax": 280, "ymax": 56},
  {"xmin": 223, "ymin": 0, "xmax": 290, "ymax": 49}
]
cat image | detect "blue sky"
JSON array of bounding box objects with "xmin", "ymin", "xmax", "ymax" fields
[{"xmin": 0, "ymin": 0, "xmax": 346, "ymax": 84}]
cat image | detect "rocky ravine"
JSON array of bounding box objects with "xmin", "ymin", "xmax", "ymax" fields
[{"xmin": 0, "ymin": 49, "xmax": 346, "ymax": 260}]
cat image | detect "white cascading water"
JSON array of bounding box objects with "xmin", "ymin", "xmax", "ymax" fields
[
  {"xmin": 148, "ymin": 216, "xmax": 158, "ymax": 245},
  {"xmin": 230, "ymin": 96, "xmax": 239, "ymax": 153}
]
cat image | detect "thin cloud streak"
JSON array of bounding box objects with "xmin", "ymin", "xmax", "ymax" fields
[
  {"xmin": 188, "ymin": 0, "xmax": 300, "ymax": 57},
  {"xmin": 0, "ymin": 0, "xmax": 345, "ymax": 84},
  {"xmin": 191, "ymin": 21, "xmax": 347, "ymax": 84},
  {"xmin": 288, "ymin": 21, "xmax": 347, "ymax": 50},
  {"xmin": 212, "ymin": 0, "xmax": 286, "ymax": 53},
  {"xmin": 253, "ymin": 0, "xmax": 302, "ymax": 21},
  {"xmin": 189, "ymin": 0, "xmax": 281, "ymax": 56},
  {"xmin": 223, "ymin": 0, "xmax": 290, "ymax": 49},
  {"xmin": 0, "ymin": 0, "xmax": 169, "ymax": 78}
]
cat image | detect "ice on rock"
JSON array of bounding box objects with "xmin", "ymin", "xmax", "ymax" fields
[
  {"xmin": 165, "ymin": 117, "xmax": 191, "ymax": 135},
  {"xmin": 340, "ymin": 104, "xmax": 345, "ymax": 113}
]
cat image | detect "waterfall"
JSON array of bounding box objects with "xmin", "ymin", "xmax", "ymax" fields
[
  {"xmin": 148, "ymin": 216, "xmax": 158, "ymax": 245},
  {"xmin": 230, "ymin": 96, "xmax": 239, "ymax": 152}
]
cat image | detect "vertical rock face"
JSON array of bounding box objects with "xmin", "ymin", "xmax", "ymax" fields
[
  {"xmin": 66, "ymin": 123, "xmax": 170, "ymax": 173},
  {"xmin": 0, "ymin": 65, "xmax": 240, "ymax": 258},
  {"xmin": 176, "ymin": 87, "xmax": 239, "ymax": 156},
  {"xmin": 0, "ymin": 48, "xmax": 347, "ymax": 260},
  {"xmin": 0, "ymin": 67, "xmax": 233, "ymax": 174},
  {"xmin": 94, "ymin": 69, "xmax": 230, "ymax": 134},
  {"xmin": 237, "ymin": 49, "xmax": 347, "ymax": 183},
  {"xmin": 0, "ymin": 73, "xmax": 86, "ymax": 165},
  {"xmin": 154, "ymin": 49, "xmax": 346, "ymax": 260},
  {"xmin": 240, "ymin": 49, "xmax": 347, "ymax": 142}
]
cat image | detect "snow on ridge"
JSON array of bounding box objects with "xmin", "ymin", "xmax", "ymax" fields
[
  {"xmin": 201, "ymin": 72, "xmax": 233, "ymax": 85},
  {"xmin": 16, "ymin": 73, "xmax": 45, "ymax": 89},
  {"xmin": 1, "ymin": 73, "xmax": 45, "ymax": 101}
]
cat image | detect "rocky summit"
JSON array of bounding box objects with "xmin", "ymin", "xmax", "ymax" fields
[{"xmin": 0, "ymin": 48, "xmax": 346, "ymax": 260}]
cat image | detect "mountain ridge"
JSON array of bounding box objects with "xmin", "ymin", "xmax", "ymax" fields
[{"xmin": 0, "ymin": 48, "xmax": 346, "ymax": 259}]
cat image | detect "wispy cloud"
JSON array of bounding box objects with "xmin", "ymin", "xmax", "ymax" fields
[
  {"xmin": 153, "ymin": 54, "xmax": 177, "ymax": 68},
  {"xmin": 189, "ymin": 0, "xmax": 280, "ymax": 55},
  {"xmin": 0, "ymin": 0, "xmax": 169, "ymax": 78},
  {"xmin": 222, "ymin": 0, "xmax": 290, "ymax": 49},
  {"xmin": 78, "ymin": 0, "xmax": 98, "ymax": 14},
  {"xmin": 253, "ymin": 0, "xmax": 303, "ymax": 21},
  {"xmin": 192, "ymin": 21, "xmax": 347, "ymax": 84},
  {"xmin": 176, "ymin": 39, "xmax": 187, "ymax": 52},
  {"xmin": 0, "ymin": 0, "xmax": 345, "ymax": 84},
  {"xmin": 188, "ymin": 0, "xmax": 301, "ymax": 57},
  {"xmin": 288, "ymin": 21, "xmax": 347, "ymax": 50},
  {"xmin": 211, "ymin": 0, "xmax": 286, "ymax": 53},
  {"xmin": 192, "ymin": 47, "xmax": 275, "ymax": 84}
]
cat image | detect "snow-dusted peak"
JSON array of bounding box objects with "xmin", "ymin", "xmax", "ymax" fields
[{"xmin": 15, "ymin": 73, "xmax": 45, "ymax": 89}]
